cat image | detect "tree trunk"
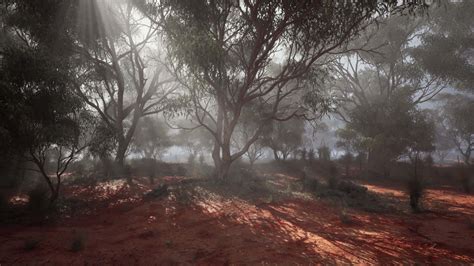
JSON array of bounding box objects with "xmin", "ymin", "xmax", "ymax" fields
[
  {"xmin": 273, "ymin": 149, "xmax": 280, "ymax": 161},
  {"xmin": 115, "ymin": 140, "xmax": 132, "ymax": 182},
  {"xmin": 214, "ymin": 158, "xmax": 231, "ymax": 181}
]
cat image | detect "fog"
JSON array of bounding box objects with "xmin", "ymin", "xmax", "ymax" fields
[{"xmin": 1, "ymin": 0, "xmax": 473, "ymax": 264}]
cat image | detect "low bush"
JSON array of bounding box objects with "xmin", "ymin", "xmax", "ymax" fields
[
  {"xmin": 144, "ymin": 184, "xmax": 169, "ymax": 199},
  {"xmin": 337, "ymin": 180, "xmax": 366, "ymax": 194},
  {"xmin": 316, "ymin": 179, "xmax": 391, "ymax": 213}
]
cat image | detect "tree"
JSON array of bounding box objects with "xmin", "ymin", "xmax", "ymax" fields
[
  {"xmin": 423, "ymin": 109, "xmax": 454, "ymax": 163},
  {"xmin": 0, "ymin": 0, "xmax": 92, "ymax": 202},
  {"xmin": 263, "ymin": 119, "xmax": 305, "ymax": 161},
  {"xmin": 413, "ymin": 0, "xmax": 474, "ymax": 92},
  {"xmin": 176, "ymin": 126, "xmax": 215, "ymax": 160},
  {"xmin": 73, "ymin": 1, "xmax": 176, "ymax": 172},
  {"xmin": 440, "ymin": 95, "xmax": 474, "ymax": 165},
  {"xmin": 318, "ymin": 146, "xmax": 331, "ymax": 161},
  {"xmin": 156, "ymin": 1, "xmax": 422, "ymax": 180},
  {"xmin": 329, "ymin": 14, "xmax": 445, "ymax": 176},
  {"xmin": 132, "ymin": 116, "xmax": 171, "ymax": 160}
]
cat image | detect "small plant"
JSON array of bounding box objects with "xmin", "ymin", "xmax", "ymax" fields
[
  {"xmin": 70, "ymin": 232, "xmax": 86, "ymax": 252},
  {"xmin": 165, "ymin": 240, "xmax": 172, "ymax": 248},
  {"xmin": 23, "ymin": 238, "xmax": 41, "ymax": 251}
]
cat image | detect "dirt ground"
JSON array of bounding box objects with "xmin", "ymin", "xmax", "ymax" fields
[{"xmin": 1, "ymin": 171, "xmax": 473, "ymax": 265}]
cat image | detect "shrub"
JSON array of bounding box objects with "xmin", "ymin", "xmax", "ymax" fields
[
  {"xmin": 407, "ymin": 176, "xmax": 425, "ymax": 212},
  {"xmin": 301, "ymin": 148, "xmax": 307, "ymax": 161},
  {"xmin": 341, "ymin": 152, "xmax": 354, "ymax": 176},
  {"xmin": 0, "ymin": 193, "xmax": 8, "ymax": 213},
  {"xmin": 199, "ymin": 154, "xmax": 205, "ymax": 165},
  {"xmin": 24, "ymin": 238, "xmax": 41, "ymax": 251},
  {"xmin": 328, "ymin": 175, "xmax": 339, "ymax": 190},
  {"xmin": 70, "ymin": 232, "xmax": 85, "ymax": 252},
  {"xmin": 459, "ymin": 168, "xmax": 473, "ymax": 194},
  {"xmin": 144, "ymin": 184, "xmax": 169, "ymax": 199},
  {"xmin": 468, "ymin": 217, "xmax": 474, "ymax": 230},
  {"xmin": 318, "ymin": 146, "xmax": 331, "ymax": 161},
  {"xmin": 337, "ymin": 180, "xmax": 368, "ymax": 194},
  {"xmin": 27, "ymin": 186, "xmax": 51, "ymax": 214},
  {"xmin": 304, "ymin": 178, "xmax": 319, "ymax": 192},
  {"xmin": 308, "ymin": 148, "xmax": 315, "ymax": 161},
  {"xmin": 461, "ymin": 175, "xmax": 473, "ymax": 194},
  {"xmin": 339, "ymin": 211, "xmax": 355, "ymax": 225},
  {"xmin": 187, "ymin": 153, "xmax": 196, "ymax": 165}
]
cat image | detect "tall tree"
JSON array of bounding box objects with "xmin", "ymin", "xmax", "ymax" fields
[
  {"xmin": 74, "ymin": 1, "xmax": 176, "ymax": 172},
  {"xmin": 157, "ymin": 0, "xmax": 421, "ymax": 179},
  {"xmin": 329, "ymin": 14, "xmax": 444, "ymax": 176}
]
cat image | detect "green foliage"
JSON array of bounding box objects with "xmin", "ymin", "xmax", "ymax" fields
[
  {"xmin": 413, "ymin": 1, "xmax": 474, "ymax": 91},
  {"xmin": 156, "ymin": 0, "xmax": 422, "ymax": 179},
  {"xmin": 88, "ymin": 122, "xmax": 117, "ymax": 160}
]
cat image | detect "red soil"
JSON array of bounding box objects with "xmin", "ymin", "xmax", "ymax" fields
[{"xmin": 1, "ymin": 175, "xmax": 473, "ymax": 265}]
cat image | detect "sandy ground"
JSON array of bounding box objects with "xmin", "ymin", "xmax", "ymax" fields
[{"xmin": 1, "ymin": 174, "xmax": 473, "ymax": 265}]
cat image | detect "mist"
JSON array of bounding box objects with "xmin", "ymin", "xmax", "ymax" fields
[{"xmin": 1, "ymin": 0, "xmax": 473, "ymax": 264}]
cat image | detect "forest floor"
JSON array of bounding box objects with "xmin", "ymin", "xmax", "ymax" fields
[{"xmin": 1, "ymin": 168, "xmax": 473, "ymax": 265}]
